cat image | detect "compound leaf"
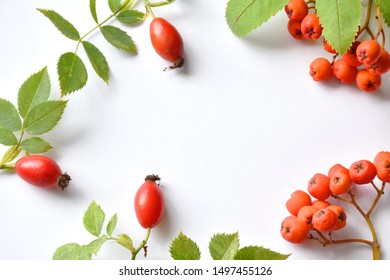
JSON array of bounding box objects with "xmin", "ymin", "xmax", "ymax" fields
[
  {"xmin": 170, "ymin": 232, "xmax": 201, "ymax": 260},
  {"xmin": 83, "ymin": 201, "xmax": 106, "ymax": 237},
  {"xmin": 226, "ymin": 0, "xmax": 289, "ymax": 37},
  {"xmin": 316, "ymin": 0, "xmax": 362, "ymax": 55},
  {"xmin": 101, "ymin": 25, "xmax": 137, "ymax": 54},
  {"xmin": 209, "ymin": 232, "xmax": 239, "ymax": 260},
  {"xmin": 20, "ymin": 137, "xmax": 53, "ymax": 154},
  {"xmin": 82, "ymin": 41, "xmax": 110, "ymax": 83},
  {"xmin": 17, "ymin": 67, "xmax": 51, "ymax": 119},
  {"xmin": 37, "ymin": 9, "xmax": 80, "ymax": 41},
  {"xmin": 57, "ymin": 52, "xmax": 88, "ymax": 96},
  {"xmin": 234, "ymin": 246, "xmax": 290, "ymax": 260},
  {"xmin": 376, "ymin": 0, "xmax": 390, "ymax": 27},
  {"xmin": 0, "ymin": 98, "xmax": 22, "ymax": 132},
  {"xmin": 23, "ymin": 100, "xmax": 67, "ymax": 135}
]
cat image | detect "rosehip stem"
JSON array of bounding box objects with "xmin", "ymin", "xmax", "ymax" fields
[
  {"xmin": 144, "ymin": 0, "xmax": 176, "ymax": 19},
  {"xmin": 131, "ymin": 227, "xmax": 152, "ymax": 260}
]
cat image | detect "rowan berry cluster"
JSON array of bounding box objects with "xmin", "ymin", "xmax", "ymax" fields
[
  {"xmin": 280, "ymin": 151, "xmax": 390, "ymax": 259},
  {"xmin": 285, "ymin": 0, "xmax": 389, "ymax": 93}
]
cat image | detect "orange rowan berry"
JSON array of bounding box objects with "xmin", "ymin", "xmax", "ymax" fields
[
  {"xmin": 329, "ymin": 172, "xmax": 352, "ymax": 195},
  {"xmin": 328, "ymin": 163, "xmax": 350, "ymax": 178},
  {"xmin": 301, "ymin": 14, "xmax": 323, "ymax": 40},
  {"xmin": 285, "ymin": 0, "xmax": 309, "ymax": 21},
  {"xmin": 286, "ymin": 190, "xmax": 312, "ymax": 216},
  {"xmin": 356, "ymin": 40, "xmax": 382, "ymax": 64},
  {"xmin": 281, "ymin": 216, "xmax": 310, "ymax": 244},
  {"xmin": 312, "ymin": 200, "xmax": 331, "ymax": 209},
  {"xmin": 308, "ymin": 173, "xmax": 331, "ymax": 200},
  {"xmin": 356, "ymin": 69, "xmax": 381, "ymax": 92},
  {"xmin": 373, "ymin": 151, "xmax": 390, "ymax": 182},
  {"xmin": 310, "ymin": 58, "xmax": 332, "ymax": 81},
  {"xmin": 297, "ymin": 205, "xmax": 318, "ymax": 228},
  {"xmin": 312, "ymin": 208, "xmax": 338, "ymax": 232},
  {"xmin": 287, "ymin": 19, "xmax": 304, "ymax": 40},
  {"xmin": 349, "ymin": 159, "xmax": 377, "ymax": 184},
  {"xmin": 342, "ymin": 41, "xmax": 363, "ymax": 67},
  {"xmin": 327, "ymin": 205, "xmax": 347, "ymax": 230},
  {"xmin": 333, "ymin": 59, "xmax": 358, "ymax": 84},
  {"xmin": 364, "ymin": 49, "xmax": 390, "ymax": 75}
]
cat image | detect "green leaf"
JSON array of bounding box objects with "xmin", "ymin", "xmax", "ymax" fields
[
  {"xmin": 226, "ymin": 0, "xmax": 289, "ymax": 37},
  {"xmin": 169, "ymin": 232, "xmax": 201, "ymax": 260},
  {"xmin": 376, "ymin": 0, "xmax": 390, "ymax": 27},
  {"xmin": 100, "ymin": 25, "xmax": 137, "ymax": 54},
  {"xmin": 17, "ymin": 67, "xmax": 51, "ymax": 119},
  {"xmin": 234, "ymin": 246, "xmax": 290, "ymax": 260},
  {"xmin": 108, "ymin": 0, "xmax": 121, "ymax": 13},
  {"xmin": 0, "ymin": 98, "xmax": 22, "ymax": 132},
  {"xmin": 106, "ymin": 213, "xmax": 118, "ymax": 236},
  {"xmin": 53, "ymin": 243, "xmax": 92, "ymax": 260},
  {"xmin": 23, "ymin": 100, "xmax": 67, "ymax": 135},
  {"xmin": 116, "ymin": 234, "xmax": 135, "ymax": 252},
  {"xmin": 317, "ymin": 0, "xmax": 362, "ymax": 55},
  {"xmin": 37, "ymin": 9, "xmax": 80, "ymax": 41},
  {"xmin": 0, "ymin": 128, "xmax": 17, "ymax": 146},
  {"xmin": 209, "ymin": 232, "xmax": 239, "ymax": 260},
  {"xmin": 85, "ymin": 235, "xmax": 108, "ymax": 255},
  {"xmin": 116, "ymin": 10, "xmax": 145, "ymax": 25},
  {"xmin": 0, "ymin": 146, "xmax": 21, "ymax": 166},
  {"xmin": 57, "ymin": 52, "xmax": 88, "ymax": 96},
  {"xmin": 83, "ymin": 201, "xmax": 106, "ymax": 237},
  {"xmin": 82, "ymin": 41, "xmax": 110, "ymax": 83},
  {"xmin": 20, "ymin": 137, "xmax": 52, "ymax": 154},
  {"xmin": 90, "ymin": 0, "xmax": 98, "ymax": 23}
]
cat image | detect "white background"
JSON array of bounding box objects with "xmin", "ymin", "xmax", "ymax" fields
[{"xmin": 0, "ymin": 0, "xmax": 390, "ymax": 261}]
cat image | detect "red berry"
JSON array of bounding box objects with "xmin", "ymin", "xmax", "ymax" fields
[
  {"xmin": 15, "ymin": 155, "xmax": 70, "ymax": 190},
  {"xmin": 301, "ymin": 14, "xmax": 323, "ymax": 40},
  {"xmin": 134, "ymin": 175, "xmax": 165, "ymax": 228},
  {"xmin": 285, "ymin": 0, "xmax": 309, "ymax": 21}
]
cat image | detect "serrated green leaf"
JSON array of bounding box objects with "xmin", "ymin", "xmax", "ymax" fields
[
  {"xmin": 234, "ymin": 246, "xmax": 290, "ymax": 260},
  {"xmin": 85, "ymin": 235, "xmax": 108, "ymax": 255},
  {"xmin": 90, "ymin": 0, "xmax": 98, "ymax": 23},
  {"xmin": 0, "ymin": 128, "xmax": 17, "ymax": 146},
  {"xmin": 20, "ymin": 137, "xmax": 52, "ymax": 154},
  {"xmin": 317, "ymin": 0, "xmax": 362, "ymax": 55},
  {"xmin": 106, "ymin": 213, "xmax": 118, "ymax": 236},
  {"xmin": 57, "ymin": 52, "xmax": 88, "ymax": 96},
  {"xmin": 0, "ymin": 98, "xmax": 22, "ymax": 132},
  {"xmin": 376, "ymin": 0, "xmax": 390, "ymax": 27},
  {"xmin": 83, "ymin": 201, "xmax": 106, "ymax": 237},
  {"xmin": 100, "ymin": 25, "xmax": 137, "ymax": 54},
  {"xmin": 0, "ymin": 146, "xmax": 21, "ymax": 166},
  {"xmin": 108, "ymin": 0, "xmax": 121, "ymax": 13},
  {"xmin": 82, "ymin": 41, "xmax": 110, "ymax": 83},
  {"xmin": 37, "ymin": 9, "xmax": 80, "ymax": 41},
  {"xmin": 209, "ymin": 232, "xmax": 239, "ymax": 260},
  {"xmin": 170, "ymin": 232, "xmax": 201, "ymax": 260},
  {"xmin": 226, "ymin": 0, "xmax": 289, "ymax": 37},
  {"xmin": 53, "ymin": 243, "xmax": 92, "ymax": 260},
  {"xmin": 17, "ymin": 67, "xmax": 51, "ymax": 119},
  {"xmin": 23, "ymin": 100, "xmax": 67, "ymax": 135},
  {"xmin": 116, "ymin": 234, "xmax": 135, "ymax": 252},
  {"xmin": 116, "ymin": 10, "xmax": 145, "ymax": 25}
]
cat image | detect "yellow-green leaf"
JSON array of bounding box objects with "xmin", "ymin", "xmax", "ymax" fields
[
  {"xmin": 83, "ymin": 201, "xmax": 105, "ymax": 237},
  {"xmin": 209, "ymin": 232, "xmax": 239, "ymax": 260},
  {"xmin": 53, "ymin": 243, "xmax": 92, "ymax": 260},
  {"xmin": 170, "ymin": 232, "xmax": 201, "ymax": 260},
  {"xmin": 20, "ymin": 137, "xmax": 53, "ymax": 154},
  {"xmin": 37, "ymin": 9, "xmax": 80, "ymax": 41},
  {"xmin": 90, "ymin": 0, "xmax": 98, "ymax": 23},
  {"xmin": 234, "ymin": 246, "xmax": 290, "ymax": 260},
  {"xmin": 57, "ymin": 52, "xmax": 88, "ymax": 96},
  {"xmin": 376, "ymin": 0, "xmax": 390, "ymax": 27},
  {"xmin": 0, "ymin": 128, "xmax": 17, "ymax": 146},
  {"xmin": 82, "ymin": 41, "xmax": 110, "ymax": 83},
  {"xmin": 316, "ymin": 0, "xmax": 362, "ymax": 55},
  {"xmin": 0, "ymin": 98, "xmax": 22, "ymax": 132},
  {"xmin": 116, "ymin": 10, "xmax": 145, "ymax": 25},
  {"xmin": 101, "ymin": 25, "xmax": 137, "ymax": 54}
]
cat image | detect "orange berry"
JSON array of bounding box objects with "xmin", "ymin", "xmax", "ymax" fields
[
  {"xmin": 286, "ymin": 190, "xmax": 312, "ymax": 216},
  {"xmin": 327, "ymin": 205, "xmax": 347, "ymax": 230},
  {"xmin": 285, "ymin": 0, "xmax": 309, "ymax": 21},
  {"xmin": 349, "ymin": 159, "xmax": 377, "ymax": 184},
  {"xmin": 281, "ymin": 216, "xmax": 310, "ymax": 244},
  {"xmin": 308, "ymin": 173, "xmax": 331, "ymax": 200},
  {"xmin": 329, "ymin": 172, "xmax": 352, "ymax": 195},
  {"xmin": 328, "ymin": 163, "xmax": 350, "ymax": 178},
  {"xmin": 312, "ymin": 208, "xmax": 338, "ymax": 232},
  {"xmin": 287, "ymin": 19, "xmax": 304, "ymax": 40},
  {"xmin": 301, "ymin": 14, "xmax": 322, "ymax": 40},
  {"xmin": 297, "ymin": 205, "xmax": 318, "ymax": 228},
  {"xmin": 356, "ymin": 40, "xmax": 382, "ymax": 64},
  {"xmin": 310, "ymin": 58, "xmax": 332, "ymax": 81},
  {"xmin": 333, "ymin": 59, "xmax": 358, "ymax": 84},
  {"xmin": 364, "ymin": 49, "xmax": 390, "ymax": 75},
  {"xmin": 342, "ymin": 41, "xmax": 363, "ymax": 67},
  {"xmin": 373, "ymin": 151, "xmax": 390, "ymax": 182},
  {"xmin": 356, "ymin": 69, "xmax": 381, "ymax": 92},
  {"xmin": 312, "ymin": 199, "xmax": 331, "ymax": 209}
]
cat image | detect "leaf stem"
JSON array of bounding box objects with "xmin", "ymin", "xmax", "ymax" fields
[{"xmin": 131, "ymin": 227, "xmax": 152, "ymax": 260}]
